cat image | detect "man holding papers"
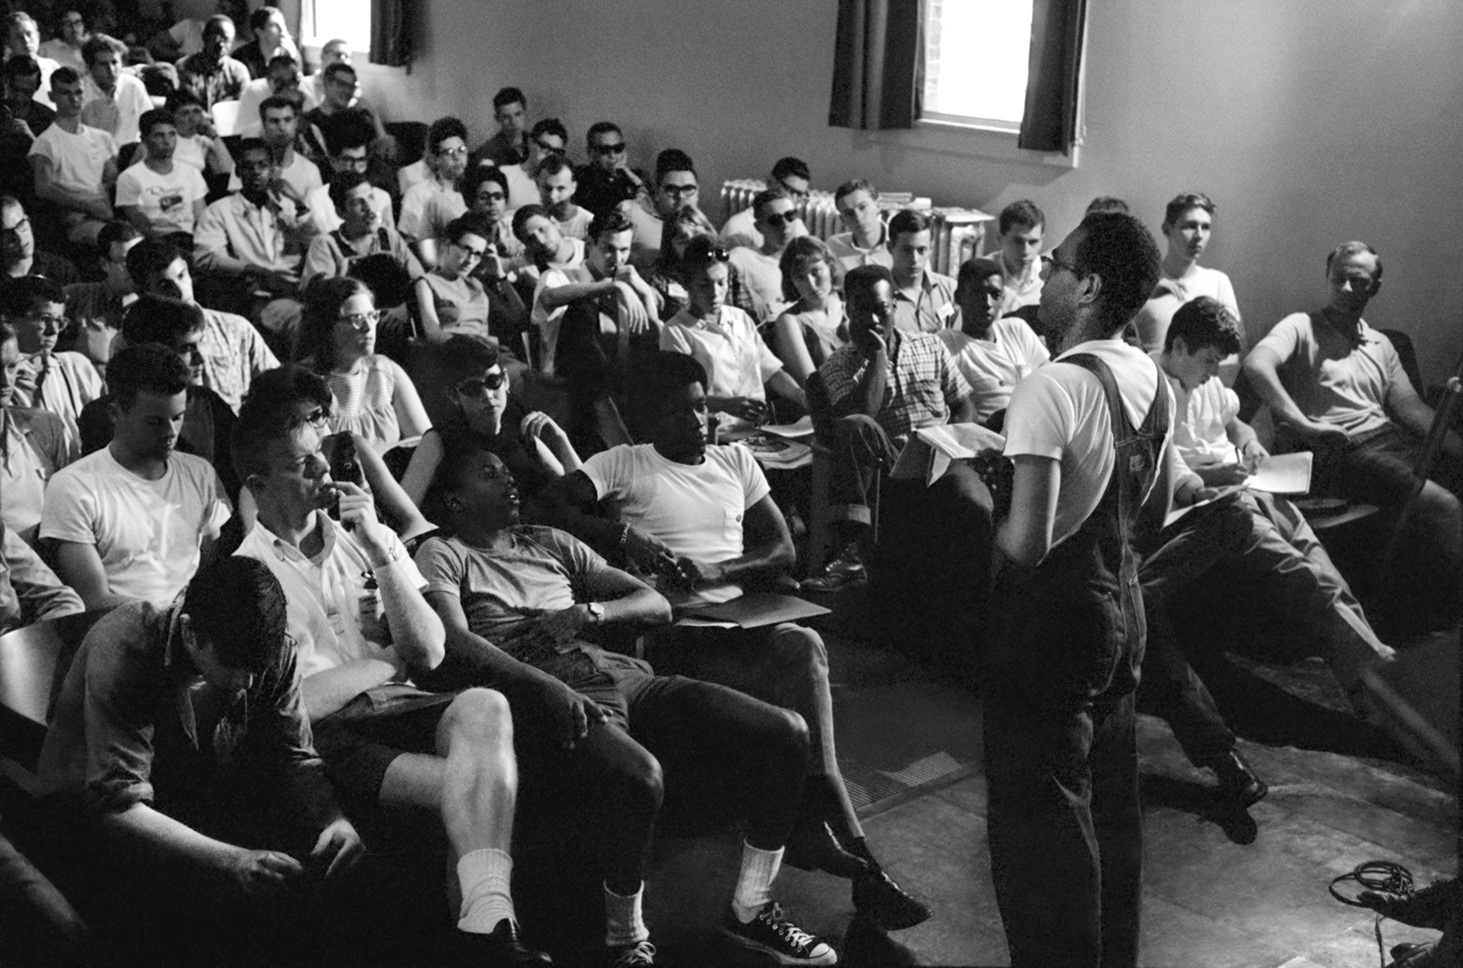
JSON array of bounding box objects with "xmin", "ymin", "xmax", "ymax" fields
[
  {"xmin": 1156, "ymin": 296, "xmax": 1396, "ymax": 705},
  {"xmin": 547, "ymin": 351, "xmax": 930, "ymax": 936}
]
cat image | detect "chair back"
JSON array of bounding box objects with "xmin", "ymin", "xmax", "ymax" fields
[
  {"xmin": 210, "ymin": 99, "xmax": 242, "ymax": 137},
  {"xmin": 0, "ymin": 610, "xmax": 110, "ymax": 773}
]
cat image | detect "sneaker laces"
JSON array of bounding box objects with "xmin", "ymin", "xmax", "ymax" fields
[
  {"xmin": 761, "ymin": 903, "xmax": 818, "ymax": 952},
  {"xmin": 612, "ymin": 940, "xmax": 657, "ymax": 966}
]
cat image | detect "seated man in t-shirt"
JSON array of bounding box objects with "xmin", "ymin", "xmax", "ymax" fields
[
  {"xmin": 547, "ymin": 351, "xmax": 931, "ymax": 934},
  {"xmin": 41, "ymin": 343, "xmax": 232, "ymax": 609},
  {"xmin": 726, "ymin": 188, "xmax": 805, "ymax": 325},
  {"xmin": 417, "ymin": 443, "xmax": 837, "ymax": 968},
  {"xmin": 811, "ymin": 266, "xmax": 992, "ymax": 667},
  {"xmin": 27, "ymin": 65, "xmax": 116, "ymax": 245},
  {"xmin": 1243, "ymin": 240, "xmax": 1463, "ymax": 633},
  {"xmin": 115, "ymin": 108, "xmax": 209, "ymax": 244},
  {"xmin": 61, "ymin": 219, "xmax": 142, "ymax": 375},
  {"xmin": 937, "ymin": 257, "xmax": 1050, "ymax": 431},
  {"xmin": 1134, "ymin": 192, "xmax": 1241, "ymax": 353}
]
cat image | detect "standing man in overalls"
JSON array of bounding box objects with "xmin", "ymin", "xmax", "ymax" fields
[{"xmin": 984, "ymin": 212, "xmax": 1176, "ymax": 968}]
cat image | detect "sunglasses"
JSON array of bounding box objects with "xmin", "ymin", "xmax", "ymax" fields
[
  {"xmin": 761, "ymin": 210, "xmax": 798, "ymax": 229},
  {"xmin": 476, "ymin": 190, "xmax": 507, "ymax": 203},
  {"xmin": 592, "ymin": 142, "xmax": 627, "ymax": 155},
  {"xmin": 455, "ymin": 371, "xmax": 507, "ymax": 396},
  {"xmin": 534, "ymin": 139, "xmax": 566, "ymax": 154}
]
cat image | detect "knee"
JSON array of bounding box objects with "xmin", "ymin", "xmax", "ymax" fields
[
  {"xmin": 442, "ymin": 688, "xmax": 514, "ymax": 750},
  {"xmin": 770, "ymin": 707, "xmax": 811, "ymax": 762},
  {"xmin": 769, "ymin": 625, "xmax": 829, "ymax": 679}
]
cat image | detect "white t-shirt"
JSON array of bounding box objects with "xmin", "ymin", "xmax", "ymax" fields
[
  {"xmin": 398, "ymin": 179, "xmax": 457, "ymax": 240},
  {"xmin": 173, "ymin": 133, "xmax": 213, "ymax": 172},
  {"xmin": 1003, "ymin": 339, "xmax": 1176, "ymax": 551},
  {"xmin": 227, "ymin": 153, "xmax": 322, "ymax": 201},
  {"xmin": 1134, "ymin": 266, "xmax": 1240, "ymax": 353},
  {"xmin": 28, "ymin": 123, "xmax": 116, "ymax": 199},
  {"xmin": 727, "ymin": 246, "xmax": 785, "ymax": 323},
  {"xmin": 555, "ymin": 206, "xmax": 593, "ymax": 241},
  {"xmin": 660, "ymin": 305, "xmax": 783, "ymax": 433},
  {"xmin": 581, "ymin": 442, "xmax": 770, "ymax": 607},
  {"xmin": 720, "ymin": 206, "xmax": 763, "ymax": 250},
  {"xmin": 80, "ymin": 73, "xmax": 152, "ymax": 146},
  {"xmin": 498, "ymin": 163, "xmax": 537, "ymax": 214},
  {"xmin": 527, "ymin": 240, "xmax": 589, "ymax": 376},
  {"xmin": 116, "ymin": 162, "xmax": 209, "ymax": 237},
  {"xmin": 1154, "ymin": 357, "xmax": 1241, "ymax": 469},
  {"xmin": 1251, "ymin": 312, "xmax": 1407, "ymax": 438},
  {"xmin": 938, "ymin": 317, "xmax": 1050, "ymax": 422},
  {"xmin": 235, "ymin": 514, "xmax": 426, "ymax": 681},
  {"xmin": 40, "ymin": 447, "xmax": 231, "ymax": 604},
  {"xmin": 397, "ymin": 158, "xmax": 428, "ymax": 196}
]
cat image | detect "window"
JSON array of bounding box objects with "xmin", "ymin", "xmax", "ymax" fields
[
  {"xmin": 299, "ymin": 0, "xmax": 372, "ymax": 54},
  {"xmin": 923, "ymin": 0, "xmax": 1035, "ymax": 130}
]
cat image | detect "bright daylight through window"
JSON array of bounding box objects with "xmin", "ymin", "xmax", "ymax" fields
[
  {"xmin": 923, "ymin": 0, "xmax": 1035, "ymax": 129},
  {"xmin": 300, "ymin": 0, "xmax": 371, "ymax": 53}
]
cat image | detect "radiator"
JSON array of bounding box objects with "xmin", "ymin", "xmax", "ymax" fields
[{"xmin": 719, "ymin": 179, "xmax": 992, "ymax": 276}]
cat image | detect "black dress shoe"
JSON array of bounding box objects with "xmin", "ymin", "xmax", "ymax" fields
[
  {"xmin": 1210, "ymin": 749, "xmax": 1268, "ymax": 808},
  {"xmin": 853, "ymin": 868, "xmax": 932, "ymax": 931},
  {"xmin": 451, "ymin": 919, "xmax": 553, "ymax": 967},
  {"xmin": 783, "ymin": 817, "xmax": 871, "ymax": 879}
]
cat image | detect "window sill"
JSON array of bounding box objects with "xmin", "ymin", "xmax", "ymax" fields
[{"xmin": 849, "ymin": 116, "xmax": 1080, "ymax": 170}]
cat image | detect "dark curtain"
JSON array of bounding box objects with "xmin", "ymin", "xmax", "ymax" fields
[
  {"xmin": 370, "ymin": 0, "xmax": 416, "ymax": 68},
  {"xmin": 1019, "ymin": 0, "xmax": 1086, "ymax": 153},
  {"xmin": 828, "ymin": 0, "xmax": 924, "ymax": 131}
]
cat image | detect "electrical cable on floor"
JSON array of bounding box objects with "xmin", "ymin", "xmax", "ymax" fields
[{"xmin": 1328, "ymin": 861, "xmax": 1416, "ymax": 968}]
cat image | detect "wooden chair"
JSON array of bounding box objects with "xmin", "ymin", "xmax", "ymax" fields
[{"xmin": 0, "ymin": 611, "xmax": 110, "ymax": 779}]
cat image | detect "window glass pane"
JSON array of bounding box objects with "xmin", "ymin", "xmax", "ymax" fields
[
  {"xmin": 303, "ymin": 0, "xmax": 371, "ymax": 53},
  {"xmin": 924, "ymin": 0, "xmax": 1034, "ymax": 124}
]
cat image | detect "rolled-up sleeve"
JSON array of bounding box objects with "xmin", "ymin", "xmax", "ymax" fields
[{"xmin": 82, "ymin": 641, "xmax": 158, "ymax": 814}]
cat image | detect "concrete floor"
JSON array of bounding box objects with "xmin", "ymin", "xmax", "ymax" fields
[{"xmin": 607, "ymin": 589, "xmax": 1460, "ymax": 968}]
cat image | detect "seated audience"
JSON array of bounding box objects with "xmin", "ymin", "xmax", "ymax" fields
[
  {"xmin": 0, "ymin": 319, "xmax": 76, "ymax": 544},
  {"xmin": 1244, "ymin": 241, "xmax": 1463, "ymax": 634},
  {"xmin": 115, "ymin": 108, "xmax": 209, "ymax": 243},
  {"xmin": 231, "ymin": 5, "xmax": 297, "ymax": 80},
  {"xmin": 79, "ymin": 295, "xmax": 240, "ymax": 502},
  {"xmin": 62, "ymin": 220, "xmax": 142, "ymax": 373},
  {"xmin": 5, "ymin": 274, "xmax": 103, "ymax": 449},
  {"xmin": 79, "ymin": 34, "xmax": 150, "ymax": 147},
  {"xmin": 888, "ymin": 209, "xmax": 956, "ymax": 333},
  {"xmin": 649, "ymin": 149, "xmax": 699, "ymax": 221},
  {"xmin": 398, "ymin": 115, "xmax": 468, "ymax": 249},
  {"xmin": 294, "ymin": 277, "xmax": 437, "ymax": 481},
  {"xmin": 810, "ymin": 266, "xmax": 991, "ymax": 662},
  {"xmin": 5, "ymin": 13, "xmax": 59, "ymax": 104},
  {"xmin": 493, "ymin": 115, "xmax": 565, "ymax": 206},
  {"xmin": 402, "ymin": 334, "xmax": 579, "ymax": 516},
  {"xmin": 298, "ymin": 38, "xmax": 351, "ymax": 112},
  {"xmin": 771, "ymin": 236, "xmax": 847, "ymax": 388},
  {"xmin": 235, "ymin": 94, "xmax": 322, "ymax": 202},
  {"xmin": 721, "ymin": 156, "xmax": 811, "ymax": 250},
  {"xmin": 302, "ymin": 172, "xmax": 425, "ymax": 300},
  {"xmin": 828, "ymin": 179, "xmax": 892, "ymax": 272},
  {"xmin": 305, "ymin": 109, "xmax": 394, "ymax": 234},
  {"xmin": 2, "ymin": 194, "xmax": 81, "ymax": 284},
  {"xmin": 0, "ymin": 59, "xmax": 56, "ymax": 201},
  {"xmin": 175, "ymin": 14, "xmax": 249, "ymax": 110},
  {"xmin": 663, "ymin": 236, "xmax": 803, "ymax": 433},
  {"xmin": 127, "ymin": 237, "xmax": 279, "ymax": 412},
  {"xmin": 193, "ymin": 136, "xmax": 315, "ymax": 313},
  {"xmin": 727, "ymin": 187, "xmax": 806, "ymax": 324},
  {"xmin": 300, "ymin": 60, "xmax": 392, "ymax": 161},
  {"xmin": 418, "ymin": 443, "xmax": 838, "ymax": 968},
  {"xmin": 38, "ymin": 9, "xmax": 89, "ymax": 73},
  {"xmin": 648, "ymin": 204, "xmax": 758, "ymax": 320},
  {"xmin": 418, "ymin": 214, "xmax": 494, "ymax": 343},
  {"xmin": 937, "ymin": 256, "xmax": 1050, "ymax": 427},
  {"xmin": 1134, "ymin": 191, "xmax": 1241, "ymax": 352},
  {"xmin": 167, "ymin": 89, "xmax": 234, "ymax": 176},
  {"xmin": 35, "ymin": 557, "xmax": 365, "ymax": 965},
  {"xmin": 547, "ymin": 351, "xmax": 930, "ymax": 933},
  {"xmin": 472, "ymin": 86, "xmax": 529, "ymax": 167},
  {"xmin": 0, "ymin": 520, "xmax": 82, "ymax": 632},
  {"xmin": 29, "ymin": 66, "xmax": 117, "ymax": 245},
  {"xmin": 230, "ymin": 374, "xmax": 550, "ymax": 966},
  {"xmin": 536, "ymin": 153, "xmax": 592, "ymax": 241},
  {"xmin": 41, "ymin": 342, "xmax": 232, "ymax": 609},
  {"xmin": 986, "ymin": 200, "xmax": 1045, "ymax": 317},
  {"xmin": 233, "ymin": 53, "xmax": 303, "ymax": 139}
]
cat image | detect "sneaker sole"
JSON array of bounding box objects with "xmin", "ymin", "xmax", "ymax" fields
[{"xmin": 720, "ymin": 926, "xmax": 838, "ymax": 966}]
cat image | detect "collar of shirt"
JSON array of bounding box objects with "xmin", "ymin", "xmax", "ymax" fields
[
  {"xmin": 1317, "ymin": 311, "xmax": 1377, "ymax": 347},
  {"xmin": 252, "ymin": 513, "xmax": 337, "ymax": 567}
]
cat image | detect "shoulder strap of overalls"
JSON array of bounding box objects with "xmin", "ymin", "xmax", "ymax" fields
[{"xmin": 1060, "ymin": 352, "xmax": 1169, "ymax": 443}]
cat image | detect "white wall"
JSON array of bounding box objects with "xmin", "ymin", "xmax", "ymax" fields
[{"xmin": 394, "ymin": 0, "xmax": 1463, "ymax": 382}]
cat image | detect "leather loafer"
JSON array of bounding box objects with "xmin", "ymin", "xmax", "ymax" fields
[
  {"xmin": 451, "ymin": 919, "xmax": 553, "ymax": 967},
  {"xmin": 1210, "ymin": 749, "xmax": 1268, "ymax": 808},
  {"xmin": 853, "ymin": 868, "xmax": 932, "ymax": 931}
]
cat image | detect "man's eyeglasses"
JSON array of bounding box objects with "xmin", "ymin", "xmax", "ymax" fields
[
  {"xmin": 298, "ymin": 407, "xmax": 330, "ymax": 428},
  {"xmin": 455, "ymin": 371, "xmax": 506, "ymax": 397},
  {"xmin": 534, "ymin": 139, "xmax": 565, "ymax": 155},
  {"xmin": 336, "ymin": 310, "xmax": 380, "ymax": 330},
  {"xmin": 660, "ymin": 184, "xmax": 698, "ymax": 198},
  {"xmin": 437, "ymin": 145, "xmax": 468, "ymax": 158},
  {"xmin": 476, "ymin": 190, "xmax": 506, "ymax": 203},
  {"xmin": 455, "ymin": 241, "xmax": 488, "ymax": 259},
  {"xmin": 591, "ymin": 142, "xmax": 627, "ymax": 155},
  {"xmin": 1041, "ymin": 251, "xmax": 1078, "ymax": 276},
  {"xmin": 761, "ymin": 210, "xmax": 798, "ymax": 229}
]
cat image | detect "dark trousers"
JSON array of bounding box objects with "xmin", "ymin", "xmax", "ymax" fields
[
  {"xmin": 0, "ymin": 827, "xmax": 95, "ymax": 967},
  {"xmin": 984, "ymin": 689, "xmax": 1142, "ymax": 968}
]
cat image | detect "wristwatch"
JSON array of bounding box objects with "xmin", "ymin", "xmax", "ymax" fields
[{"xmin": 585, "ymin": 602, "xmax": 606, "ymax": 625}]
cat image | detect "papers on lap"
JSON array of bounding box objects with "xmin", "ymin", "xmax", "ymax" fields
[
  {"xmin": 676, "ymin": 592, "xmax": 831, "ymax": 629},
  {"xmin": 1162, "ymin": 453, "xmax": 1315, "ymax": 527},
  {"xmin": 889, "ymin": 422, "xmax": 1007, "ymax": 486}
]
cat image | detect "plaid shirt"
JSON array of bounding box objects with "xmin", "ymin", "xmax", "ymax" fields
[{"xmin": 820, "ymin": 331, "xmax": 972, "ymax": 446}]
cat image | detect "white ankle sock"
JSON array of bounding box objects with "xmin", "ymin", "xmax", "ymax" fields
[
  {"xmin": 457, "ymin": 848, "xmax": 516, "ymax": 934},
  {"xmin": 604, "ymin": 881, "xmax": 649, "ymax": 947},
  {"xmin": 731, "ymin": 841, "xmax": 783, "ymax": 923}
]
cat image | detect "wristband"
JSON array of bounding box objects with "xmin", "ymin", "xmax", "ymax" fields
[
  {"xmin": 370, "ymin": 542, "xmax": 402, "ymax": 574},
  {"xmin": 617, "ymin": 523, "xmax": 631, "ymax": 550}
]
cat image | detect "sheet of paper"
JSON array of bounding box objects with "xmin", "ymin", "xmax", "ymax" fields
[
  {"xmin": 759, "ymin": 416, "xmax": 814, "ymax": 438},
  {"xmin": 1163, "ymin": 484, "xmax": 1246, "ymax": 528},
  {"xmin": 915, "ymin": 422, "xmax": 1006, "ymax": 459},
  {"xmin": 889, "ymin": 437, "xmax": 932, "ymax": 480},
  {"xmin": 691, "ymin": 592, "xmax": 832, "ymax": 629},
  {"xmin": 1245, "ymin": 452, "xmax": 1313, "ymax": 494}
]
